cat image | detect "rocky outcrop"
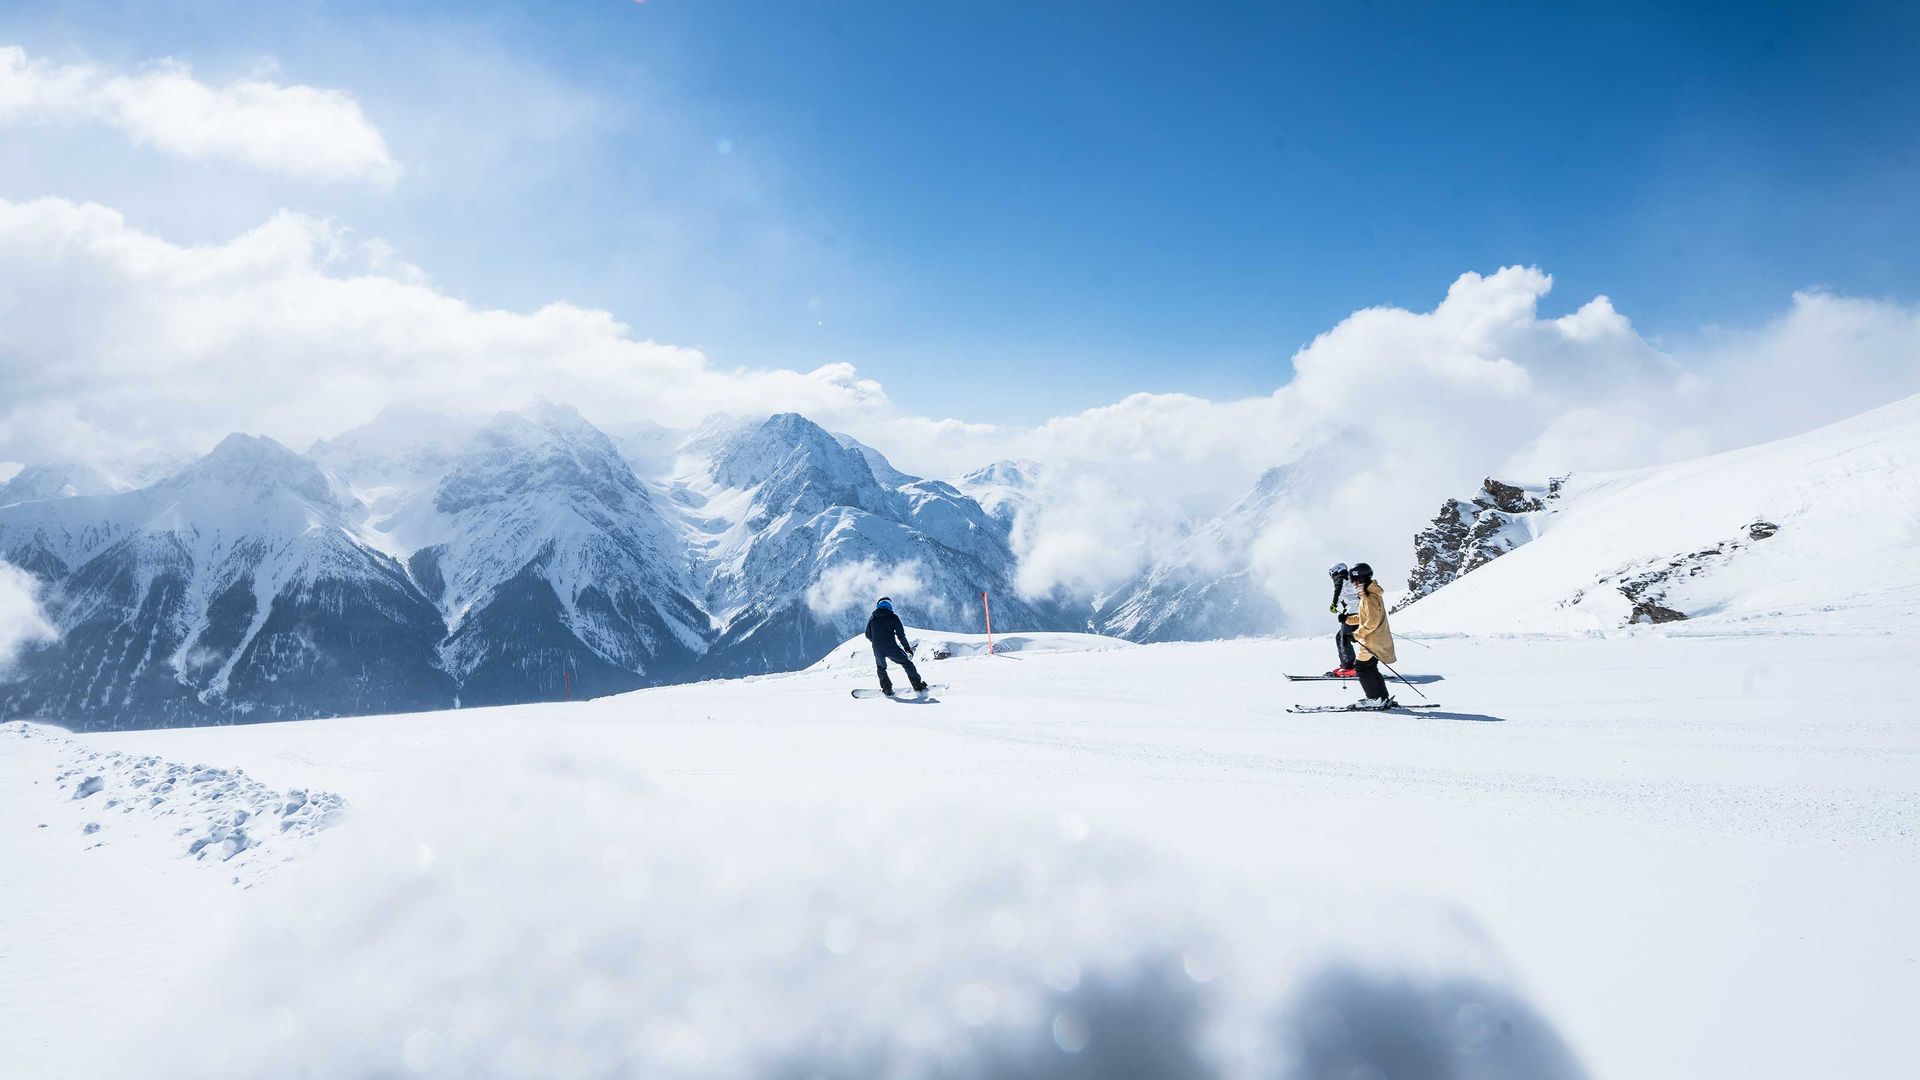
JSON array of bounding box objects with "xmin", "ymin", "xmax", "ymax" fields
[
  {"xmin": 1567, "ymin": 519, "xmax": 1783, "ymax": 625},
  {"xmin": 1399, "ymin": 477, "xmax": 1564, "ymax": 610}
]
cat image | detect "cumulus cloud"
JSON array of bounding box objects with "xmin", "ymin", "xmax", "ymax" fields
[
  {"xmin": 0, "ymin": 46, "xmax": 398, "ymax": 184},
  {"xmin": 941, "ymin": 267, "xmax": 1920, "ymax": 615},
  {"xmin": 0, "ymin": 561, "xmax": 54, "ymax": 667},
  {"xmin": 0, "ymin": 197, "xmax": 887, "ymax": 464},
  {"xmin": 806, "ymin": 560, "xmax": 935, "ymax": 618}
]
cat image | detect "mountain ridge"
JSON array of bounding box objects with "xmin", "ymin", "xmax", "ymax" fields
[{"xmin": 0, "ymin": 408, "xmax": 1077, "ymax": 728}]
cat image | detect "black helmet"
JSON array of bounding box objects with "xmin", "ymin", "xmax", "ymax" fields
[
  {"xmin": 1348, "ymin": 562, "xmax": 1374, "ymax": 583},
  {"xmin": 1328, "ymin": 562, "xmax": 1349, "ymax": 579}
]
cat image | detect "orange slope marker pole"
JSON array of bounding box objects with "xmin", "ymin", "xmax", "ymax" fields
[{"xmin": 982, "ymin": 590, "xmax": 993, "ymax": 655}]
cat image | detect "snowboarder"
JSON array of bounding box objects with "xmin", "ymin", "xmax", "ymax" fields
[
  {"xmin": 1328, "ymin": 562, "xmax": 1359, "ymax": 676},
  {"xmin": 1342, "ymin": 563, "xmax": 1398, "ymax": 707},
  {"xmin": 865, "ymin": 597, "xmax": 927, "ymax": 696}
]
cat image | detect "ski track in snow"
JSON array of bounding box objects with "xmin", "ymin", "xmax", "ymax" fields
[{"xmin": 3, "ymin": 720, "xmax": 346, "ymax": 883}]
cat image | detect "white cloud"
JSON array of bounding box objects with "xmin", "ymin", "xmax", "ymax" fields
[
  {"xmin": 805, "ymin": 560, "xmax": 933, "ymax": 618},
  {"xmin": 926, "ymin": 267, "xmax": 1920, "ymax": 613},
  {"xmin": 0, "ymin": 197, "xmax": 887, "ymax": 463},
  {"xmin": 0, "ymin": 46, "xmax": 398, "ymax": 185},
  {"xmin": 0, "ymin": 561, "xmax": 54, "ymax": 667}
]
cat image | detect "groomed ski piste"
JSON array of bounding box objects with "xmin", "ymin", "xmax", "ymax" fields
[{"xmin": 4, "ymin": 625, "xmax": 1917, "ymax": 1080}]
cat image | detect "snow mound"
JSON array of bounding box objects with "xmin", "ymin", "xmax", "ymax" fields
[
  {"xmin": 9, "ymin": 721, "xmax": 345, "ymax": 879},
  {"xmin": 1400, "ymin": 392, "xmax": 1920, "ymax": 635},
  {"xmin": 109, "ymin": 768, "xmax": 1581, "ymax": 1080},
  {"xmin": 808, "ymin": 627, "xmax": 1133, "ymax": 673}
]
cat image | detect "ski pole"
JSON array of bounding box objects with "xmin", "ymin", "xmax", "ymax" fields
[{"xmin": 1377, "ymin": 656, "xmax": 1430, "ymax": 700}]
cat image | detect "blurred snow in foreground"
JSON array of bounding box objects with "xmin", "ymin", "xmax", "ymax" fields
[{"xmin": 7, "ymin": 631, "xmax": 1917, "ymax": 1078}]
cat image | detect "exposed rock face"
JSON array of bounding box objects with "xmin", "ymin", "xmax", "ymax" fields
[
  {"xmin": 1569, "ymin": 520, "xmax": 1784, "ymax": 625},
  {"xmin": 1400, "ymin": 477, "xmax": 1563, "ymax": 609}
]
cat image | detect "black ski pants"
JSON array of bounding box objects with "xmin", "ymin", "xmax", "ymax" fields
[
  {"xmin": 1355, "ymin": 657, "xmax": 1390, "ymax": 700},
  {"xmin": 872, "ymin": 640, "xmax": 923, "ymax": 692},
  {"xmin": 1334, "ymin": 620, "xmax": 1356, "ymax": 669}
]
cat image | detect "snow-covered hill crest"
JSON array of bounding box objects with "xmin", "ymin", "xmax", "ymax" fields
[{"xmin": 1398, "ymin": 392, "xmax": 1920, "ymax": 634}]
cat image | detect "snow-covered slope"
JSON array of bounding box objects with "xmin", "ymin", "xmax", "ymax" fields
[
  {"xmin": 7, "ymin": 632, "xmax": 1917, "ymax": 1080},
  {"xmin": 1400, "ymin": 392, "xmax": 1920, "ymax": 634}
]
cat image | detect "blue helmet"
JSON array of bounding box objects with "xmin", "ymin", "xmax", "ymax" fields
[{"xmin": 875, "ymin": 597, "xmax": 893, "ymax": 610}]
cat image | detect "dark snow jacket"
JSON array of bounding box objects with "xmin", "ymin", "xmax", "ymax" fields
[{"xmin": 865, "ymin": 607, "xmax": 912, "ymax": 655}]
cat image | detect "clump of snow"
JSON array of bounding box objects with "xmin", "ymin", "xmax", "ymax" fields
[{"xmin": 11, "ymin": 722, "xmax": 345, "ymax": 877}]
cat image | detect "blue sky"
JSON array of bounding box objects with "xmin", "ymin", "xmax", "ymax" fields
[{"xmin": 3, "ymin": 0, "xmax": 1917, "ymax": 425}]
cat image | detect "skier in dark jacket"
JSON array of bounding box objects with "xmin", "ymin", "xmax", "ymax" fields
[
  {"xmin": 865, "ymin": 597, "xmax": 927, "ymax": 696},
  {"xmin": 1328, "ymin": 562, "xmax": 1359, "ymax": 676}
]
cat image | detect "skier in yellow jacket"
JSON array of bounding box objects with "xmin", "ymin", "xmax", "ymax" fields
[{"xmin": 1342, "ymin": 562, "xmax": 1398, "ymax": 708}]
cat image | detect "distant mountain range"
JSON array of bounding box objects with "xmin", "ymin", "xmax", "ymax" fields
[
  {"xmin": 0, "ymin": 406, "xmax": 1075, "ymax": 729},
  {"xmin": 9, "ymin": 392, "xmax": 1909, "ymax": 728}
]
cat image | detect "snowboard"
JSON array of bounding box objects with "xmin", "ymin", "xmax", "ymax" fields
[
  {"xmin": 1286, "ymin": 702, "xmax": 1443, "ymax": 714},
  {"xmin": 852, "ymin": 684, "xmax": 947, "ymax": 700}
]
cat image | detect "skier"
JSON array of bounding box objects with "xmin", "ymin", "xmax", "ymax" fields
[
  {"xmin": 865, "ymin": 597, "xmax": 928, "ymax": 696},
  {"xmin": 1328, "ymin": 562, "xmax": 1359, "ymax": 676},
  {"xmin": 1341, "ymin": 563, "xmax": 1399, "ymax": 708}
]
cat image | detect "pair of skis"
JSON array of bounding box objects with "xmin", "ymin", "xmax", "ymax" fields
[
  {"xmin": 1286, "ymin": 671, "xmax": 1442, "ymax": 713},
  {"xmin": 1286, "ymin": 701, "xmax": 1442, "ymax": 713}
]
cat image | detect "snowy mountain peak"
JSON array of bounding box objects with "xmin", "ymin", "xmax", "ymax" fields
[
  {"xmin": 835, "ymin": 433, "xmax": 917, "ymax": 489},
  {"xmin": 310, "ymin": 406, "xmax": 482, "ymax": 491},
  {"xmin": 2, "ymin": 402, "xmax": 1076, "ymax": 727},
  {"xmin": 963, "ymin": 459, "xmax": 1041, "ymax": 488},
  {"xmin": 956, "ymin": 459, "xmax": 1045, "ymax": 528},
  {"xmin": 0, "ymin": 460, "xmax": 125, "ymax": 507},
  {"xmin": 434, "ymin": 407, "xmax": 647, "ymax": 515},
  {"xmin": 708, "ymin": 412, "xmax": 874, "ymax": 492},
  {"xmin": 162, "ymin": 434, "xmax": 338, "ymax": 508}
]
